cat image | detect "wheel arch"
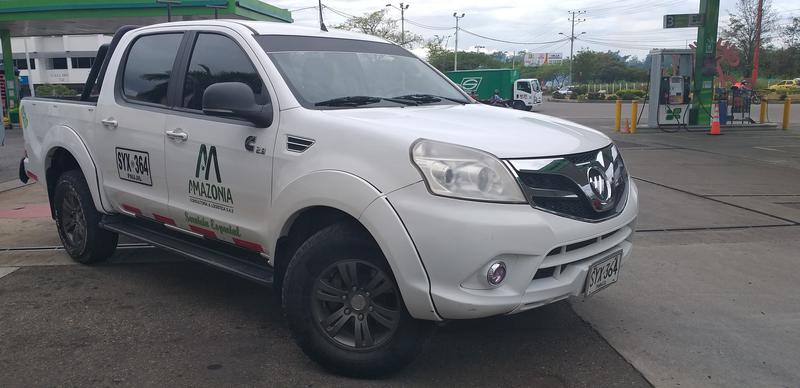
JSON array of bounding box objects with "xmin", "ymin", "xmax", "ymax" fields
[
  {"xmin": 43, "ymin": 136, "xmax": 109, "ymax": 218},
  {"xmin": 268, "ymin": 171, "xmax": 439, "ymax": 320}
]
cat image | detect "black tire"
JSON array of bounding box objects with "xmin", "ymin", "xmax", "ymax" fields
[
  {"xmin": 512, "ymin": 100, "xmax": 527, "ymax": 110},
  {"xmin": 53, "ymin": 170, "xmax": 118, "ymax": 264},
  {"xmin": 283, "ymin": 222, "xmax": 433, "ymax": 378}
]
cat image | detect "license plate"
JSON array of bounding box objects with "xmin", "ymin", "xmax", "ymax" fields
[
  {"xmin": 116, "ymin": 147, "xmax": 152, "ymax": 186},
  {"xmin": 585, "ymin": 250, "xmax": 622, "ymax": 296}
]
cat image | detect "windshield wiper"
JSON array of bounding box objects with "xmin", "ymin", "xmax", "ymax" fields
[
  {"xmin": 392, "ymin": 94, "xmax": 469, "ymax": 105},
  {"xmin": 315, "ymin": 96, "xmax": 418, "ymax": 107}
]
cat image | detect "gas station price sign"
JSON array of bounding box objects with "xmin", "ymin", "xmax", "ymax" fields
[{"xmin": 663, "ymin": 13, "xmax": 704, "ymax": 29}]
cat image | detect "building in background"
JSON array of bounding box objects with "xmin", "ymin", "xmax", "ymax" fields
[
  {"xmin": 523, "ymin": 52, "xmax": 564, "ymax": 66},
  {"xmin": 3, "ymin": 34, "xmax": 112, "ymax": 93}
]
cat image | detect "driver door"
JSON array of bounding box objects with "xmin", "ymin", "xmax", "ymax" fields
[
  {"xmin": 164, "ymin": 30, "xmax": 277, "ymax": 253},
  {"xmin": 515, "ymin": 80, "xmax": 533, "ymax": 106}
]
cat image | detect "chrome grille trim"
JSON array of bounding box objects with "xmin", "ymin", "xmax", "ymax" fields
[{"xmin": 505, "ymin": 144, "xmax": 629, "ymax": 222}]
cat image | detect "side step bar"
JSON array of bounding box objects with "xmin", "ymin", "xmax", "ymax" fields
[{"xmin": 100, "ymin": 215, "xmax": 273, "ymax": 286}]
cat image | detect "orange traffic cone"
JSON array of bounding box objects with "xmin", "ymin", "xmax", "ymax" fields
[
  {"xmin": 621, "ymin": 119, "xmax": 630, "ymax": 133},
  {"xmin": 709, "ymin": 102, "xmax": 722, "ymax": 135}
]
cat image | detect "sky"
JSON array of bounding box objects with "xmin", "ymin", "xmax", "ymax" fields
[{"xmin": 268, "ymin": 0, "xmax": 800, "ymax": 60}]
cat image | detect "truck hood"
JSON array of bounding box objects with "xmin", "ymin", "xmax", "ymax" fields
[{"xmin": 320, "ymin": 103, "xmax": 610, "ymax": 158}]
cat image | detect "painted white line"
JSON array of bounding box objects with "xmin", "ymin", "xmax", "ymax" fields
[
  {"xmin": 754, "ymin": 146, "xmax": 787, "ymax": 153},
  {"xmin": 0, "ymin": 267, "xmax": 20, "ymax": 280}
]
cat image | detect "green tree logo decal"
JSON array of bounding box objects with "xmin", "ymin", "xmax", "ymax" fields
[{"xmin": 666, "ymin": 107, "xmax": 682, "ymax": 121}]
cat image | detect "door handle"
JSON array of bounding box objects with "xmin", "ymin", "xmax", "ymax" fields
[
  {"xmin": 101, "ymin": 118, "xmax": 118, "ymax": 128},
  {"xmin": 165, "ymin": 128, "xmax": 188, "ymax": 142}
]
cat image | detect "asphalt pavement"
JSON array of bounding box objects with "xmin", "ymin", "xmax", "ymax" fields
[{"xmin": 1, "ymin": 101, "xmax": 799, "ymax": 387}]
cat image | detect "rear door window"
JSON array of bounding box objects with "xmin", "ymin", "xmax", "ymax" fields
[
  {"xmin": 122, "ymin": 33, "xmax": 183, "ymax": 106},
  {"xmin": 181, "ymin": 33, "xmax": 268, "ymax": 111}
]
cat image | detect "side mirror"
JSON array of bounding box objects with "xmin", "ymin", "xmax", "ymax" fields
[{"xmin": 202, "ymin": 82, "xmax": 273, "ymax": 127}]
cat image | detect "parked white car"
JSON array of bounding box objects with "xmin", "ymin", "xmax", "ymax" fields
[{"xmin": 19, "ymin": 20, "xmax": 638, "ymax": 377}]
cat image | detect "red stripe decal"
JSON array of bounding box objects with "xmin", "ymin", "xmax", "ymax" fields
[
  {"xmin": 233, "ymin": 238, "xmax": 264, "ymax": 252},
  {"xmin": 153, "ymin": 213, "xmax": 176, "ymax": 225},
  {"xmin": 121, "ymin": 204, "xmax": 142, "ymax": 215},
  {"xmin": 26, "ymin": 171, "xmax": 38, "ymax": 181},
  {"xmin": 189, "ymin": 225, "xmax": 217, "ymax": 239}
]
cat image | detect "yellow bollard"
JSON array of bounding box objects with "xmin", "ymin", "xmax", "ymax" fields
[
  {"xmin": 759, "ymin": 97, "xmax": 768, "ymax": 123},
  {"xmin": 783, "ymin": 98, "xmax": 791, "ymax": 130},
  {"xmin": 614, "ymin": 99, "xmax": 622, "ymax": 132},
  {"xmin": 631, "ymin": 99, "xmax": 638, "ymax": 134}
]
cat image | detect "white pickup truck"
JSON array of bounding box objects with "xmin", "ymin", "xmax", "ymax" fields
[{"xmin": 19, "ymin": 20, "xmax": 638, "ymax": 377}]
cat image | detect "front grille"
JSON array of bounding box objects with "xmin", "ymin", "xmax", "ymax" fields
[{"xmin": 507, "ymin": 144, "xmax": 629, "ymax": 222}]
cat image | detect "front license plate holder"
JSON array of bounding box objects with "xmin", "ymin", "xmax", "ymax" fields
[{"xmin": 585, "ymin": 250, "xmax": 622, "ymax": 296}]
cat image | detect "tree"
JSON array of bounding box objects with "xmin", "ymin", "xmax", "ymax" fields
[
  {"xmin": 333, "ymin": 9, "xmax": 423, "ymax": 48},
  {"xmin": 720, "ymin": 0, "xmax": 778, "ymax": 77},
  {"xmin": 783, "ymin": 17, "xmax": 800, "ymax": 48},
  {"xmin": 570, "ymin": 50, "xmax": 647, "ymax": 83}
]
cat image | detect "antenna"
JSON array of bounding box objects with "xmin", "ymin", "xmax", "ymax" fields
[{"xmin": 319, "ymin": 0, "xmax": 328, "ymax": 31}]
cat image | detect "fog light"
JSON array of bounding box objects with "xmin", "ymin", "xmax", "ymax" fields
[{"xmin": 487, "ymin": 261, "xmax": 507, "ymax": 286}]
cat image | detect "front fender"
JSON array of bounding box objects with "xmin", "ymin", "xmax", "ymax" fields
[
  {"xmin": 269, "ymin": 170, "xmax": 440, "ymax": 321},
  {"xmin": 38, "ymin": 125, "xmax": 111, "ymax": 213}
]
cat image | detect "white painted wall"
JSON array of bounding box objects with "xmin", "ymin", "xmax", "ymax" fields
[{"xmin": 3, "ymin": 34, "xmax": 113, "ymax": 86}]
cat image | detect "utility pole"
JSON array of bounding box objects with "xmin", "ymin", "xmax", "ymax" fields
[
  {"xmin": 387, "ymin": 3, "xmax": 410, "ymax": 46},
  {"xmin": 560, "ymin": 10, "xmax": 586, "ymax": 85},
  {"xmin": 453, "ymin": 12, "xmax": 465, "ymax": 71},
  {"xmin": 318, "ymin": 0, "xmax": 328, "ymax": 31},
  {"xmin": 751, "ymin": 0, "xmax": 764, "ymax": 85}
]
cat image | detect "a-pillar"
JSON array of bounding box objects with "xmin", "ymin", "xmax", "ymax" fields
[{"xmin": 1, "ymin": 29, "xmax": 18, "ymax": 116}]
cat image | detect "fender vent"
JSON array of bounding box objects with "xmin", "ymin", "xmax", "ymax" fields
[{"xmin": 287, "ymin": 136, "xmax": 314, "ymax": 153}]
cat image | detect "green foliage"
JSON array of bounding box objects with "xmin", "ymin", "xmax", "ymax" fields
[
  {"xmin": 519, "ymin": 63, "xmax": 570, "ymax": 88},
  {"xmin": 616, "ymin": 89, "xmax": 645, "ymax": 100},
  {"xmin": 35, "ymin": 84, "xmax": 74, "ymax": 97},
  {"xmin": 334, "ymin": 9, "xmax": 423, "ymax": 48},
  {"xmin": 570, "ymin": 85, "xmax": 588, "ymax": 95},
  {"xmin": 587, "ymin": 92, "xmax": 606, "ymax": 100},
  {"xmin": 426, "ymin": 49, "xmax": 505, "ymax": 72},
  {"xmin": 572, "ymin": 50, "xmax": 648, "ymax": 83},
  {"xmin": 721, "ymin": 0, "xmax": 778, "ymax": 77},
  {"xmin": 606, "ymin": 94, "xmax": 619, "ymax": 101}
]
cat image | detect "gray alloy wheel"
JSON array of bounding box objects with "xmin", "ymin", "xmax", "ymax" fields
[
  {"xmin": 60, "ymin": 189, "xmax": 88, "ymax": 251},
  {"xmin": 311, "ymin": 259, "xmax": 401, "ymax": 350}
]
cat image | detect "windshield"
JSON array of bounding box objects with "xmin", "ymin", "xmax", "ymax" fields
[{"xmin": 257, "ymin": 35, "xmax": 468, "ymax": 109}]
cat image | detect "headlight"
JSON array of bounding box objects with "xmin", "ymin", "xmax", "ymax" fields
[{"xmin": 411, "ymin": 139, "xmax": 526, "ymax": 203}]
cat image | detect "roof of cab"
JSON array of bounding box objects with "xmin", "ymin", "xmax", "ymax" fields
[{"xmin": 138, "ymin": 19, "xmax": 389, "ymax": 44}]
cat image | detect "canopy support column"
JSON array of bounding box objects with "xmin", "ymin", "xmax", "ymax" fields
[{"xmin": 1, "ymin": 29, "xmax": 18, "ymax": 115}]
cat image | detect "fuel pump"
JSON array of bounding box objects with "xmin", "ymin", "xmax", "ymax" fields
[
  {"xmin": 647, "ymin": 48, "xmax": 694, "ymax": 128},
  {"xmin": 658, "ymin": 75, "xmax": 691, "ymax": 125}
]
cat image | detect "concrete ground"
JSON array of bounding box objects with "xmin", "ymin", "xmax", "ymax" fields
[{"xmin": 1, "ymin": 102, "xmax": 799, "ymax": 387}]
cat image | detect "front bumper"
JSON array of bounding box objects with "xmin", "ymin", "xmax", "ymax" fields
[{"xmin": 387, "ymin": 179, "xmax": 638, "ymax": 320}]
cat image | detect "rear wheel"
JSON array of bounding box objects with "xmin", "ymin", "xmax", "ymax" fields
[
  {"xmin": 53, "ymin": 170, "xmax": 118, "ymax": 264},
  {"xmin": 283, "ymin": 222, "xmax": 432, "ymax": 377}
]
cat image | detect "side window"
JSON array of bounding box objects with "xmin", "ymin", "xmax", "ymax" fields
[
  {"xmin": 517, "ymin": 81, "xmax": 532, "ymax": 94},
  {"xmin": 182, "ymin": 33, "xmax": 268, "ymax": 111},
  {"xmin": 122, "ymin": 33, "xmax": 183, "ymax": 106}
]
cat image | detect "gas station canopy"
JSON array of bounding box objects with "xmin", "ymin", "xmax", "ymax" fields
[{"xmin": 0, "ymin": 0, "xmax": 292, "ymax": 36}]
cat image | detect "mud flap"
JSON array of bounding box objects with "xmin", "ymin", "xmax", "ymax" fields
[{"xmin": 19, "ymin": 158, "xmax": 29, "ymax": 184}]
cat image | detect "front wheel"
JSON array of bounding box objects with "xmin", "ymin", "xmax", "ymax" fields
[
  {"xmin": 283, "ymin": 223, "xmax": 432, "ymax": 377},
  {"xmin": 512, "ymin": 100, "xmax": 527, "ymax": 110}
]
